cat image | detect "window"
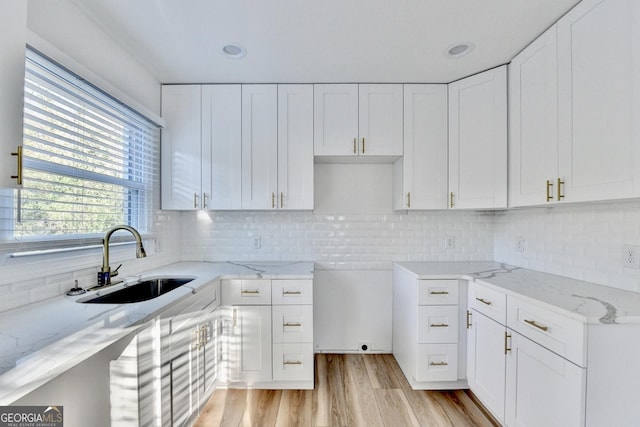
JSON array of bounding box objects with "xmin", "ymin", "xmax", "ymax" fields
[{"xmin": 0, "ymin": 48, "xmax": 160, "ymax": 251}]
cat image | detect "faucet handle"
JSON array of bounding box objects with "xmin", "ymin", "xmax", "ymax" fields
[{"xmin": 112, "ymin": 264, "xmax": 122, "ymax": 277}]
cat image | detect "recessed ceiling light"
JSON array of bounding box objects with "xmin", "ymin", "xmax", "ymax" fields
[
  {"xmin": 446, "ymin": 43, "xmax": 474, "ymax": 58},
  {"xmin": 221, "ymin": 43, "xmax": 247, "ymax": 59}
]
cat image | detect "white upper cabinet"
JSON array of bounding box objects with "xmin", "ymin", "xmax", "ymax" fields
[
  {"xmin": 509, "ymin": 26, "xmax": 560, "ymax": 207},
  {"xmin": 277, "ymin": 85, "xmax": 314, "ymax": 210},
  {"xmin": 448, "ymin": 66, "xmax": 507, "ymax": 209},
  {"xmin": 0, "ymin": 1, "xmax": 26, "ymax": 189},
  {"xmin": 204, "ymin": 85, "xmax": 242, "ymax": 210},
  {"xmin": 393, "ymin": 85, "xmax": 448, "ymax": 210},
  {"xmin": 242, "ymin": 85, "xmax": 278, "ymax": 210},
  {"xmin": 557, "ymin": 0, "xmax": 640, "ymax": 203},
  {"xmin": 314, "ymin": 84, "xmax": 403, "ymax": 159},
  {"xmin": 161, "ymin": 85, "xmax": 203, "ymax": 210}
]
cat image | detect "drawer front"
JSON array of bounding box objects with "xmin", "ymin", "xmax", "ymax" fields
[
  {"xmin": 469, "ymin": 281, "xmax": 506, "ymax": 324},
  {"xmin": 272, "ymin": 305, "xmax": 313, "ymax": 343},
  {"xmin": 417, "ymin": 305, "xmax": 459, "ymax": 344},
  {"xmin": 416, "ymin": 343, "xmax": 459, "ymax": 382},
  {"xmin": 273, "ymin": 343, "xmax": 314, "ymax": 382},
  {"xmin": 417, "ymin": 280, "xmax": 459, "ymax": 305},
  {"xmin": 221, "ymin": 279, "xmax": 272, "ymax": 305},
  {"xmin": 272, "ymin": 279, "xmax": 313, "ymax": 305},
  {"xmin": 507, "ymin": 295, "xmax": 586, "ymax": 367}
]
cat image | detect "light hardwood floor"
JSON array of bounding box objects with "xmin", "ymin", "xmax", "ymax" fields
[{"xmin": 195, "ymin": 354, "xmax": 499, "ymax": 427}]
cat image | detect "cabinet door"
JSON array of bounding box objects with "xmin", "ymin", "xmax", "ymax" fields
[
  {"xmin": 358, "ymin": 84, "xmax": 403, "ymax": 157},
  {"xmin": 203, "ymin": 85, "xmax": 242, "ymax": 210},
  {"xmin": 557, "ymin": 0, "xmax": 640, "ymax": 202},
  {"xmin": 227, "ymin": 305, "xmax": 272, "ymax": 383},
  {"xmin": 0, "ymin": 1, "xmax": 26, "ymax": 189},
  {"xmin": 161, "ymin": 85, "xmax": 202, "ymax": 210},
  {"xmin": 313, "ymin": 84, "xmax": 359, "ymax": 156},
  {"xmin": 242, "ymin": 85, "xmax": 278, "ymax": 209},
  {"xmin": 466, "ymin": 310, "xmax": 506, "ymax": 424},
  {"xmin": 505, "ymin": 331, "xmax": 585, "ymax": 427},
  {"xmin": 509, "ymin": 26, "xmax": 560, "ymax": 207},
  {"xmin": 394, "ymin": 85, "xmax": 447, "ymax": 210},
  {"xmin": 277, "ymin": 85, "xmax": 314, "ymax": 210},
  {"xmin": 449, "ymin": 66, "xmax": 507, "ymax": 209}
]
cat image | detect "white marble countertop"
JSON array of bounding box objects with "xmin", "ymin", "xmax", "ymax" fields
[
  {"xmin": 395, "ymin": 261, "xmax": 640, "ymax": 325},
  {"xmin": 0, "ymin": 261, "xmax": 313, "ymax": 405}
]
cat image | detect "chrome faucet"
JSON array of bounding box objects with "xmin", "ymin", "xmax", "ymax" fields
[{"xmin": 97, "ymin": 225, "xmax": 147, "ymax": 286}]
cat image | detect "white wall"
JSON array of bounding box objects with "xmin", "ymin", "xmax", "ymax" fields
[{"xmin": 494, "ymin": 201, "xmax": 640, "ymax": 293}]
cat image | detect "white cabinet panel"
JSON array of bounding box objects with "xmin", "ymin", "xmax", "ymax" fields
[
  {"xmin": 272, "ymin": 343, "xmax": 314, "ymax": 382},
  {"xmin": 0, "ymin": 1, "xmax": 26, "ymax": 189},
  {"xmin": 271, "ymin": 279, "xmax": 313, "ymax": 305},
  {"xmin": 417, "ymin": 279, "xmax": 459, "ymax": 306},
  {"xmin": 277, "ymin": 85, "xmax": 314, "ymax": 210},
  {"xmin": 416, "ymin": 343, "xmax": 458, "ymax": 382},
  {"xmin": 509, "ymin": 26, "xmax": 560, "ymax": 207},
  {"xmin": 505, "ymin": 331, "xmax": 585, "ymax": 427},
  {"xmin": 226, "ymin": 305, "xmax": 272, "ymax": 383},
  {"xmin": 203, "ymin": 85, "xmax": 242, "ymax": 210},
  {"xmin": 393, "ymin": 84, "xmax": 448, "ymax": 210},
  {"xmin": 358, "ymin": 84, "xmax": 403, "ymax": 156},
  {"xmin": 417, "ymin": 305, "xmax": 459, "ymax": 344},
  {"xmin": 558, "ymin": 0, "xmax": 640, "ymax": 202},
  {"xmin": 272, "ymin": 305, "xmax": 314, "ymax": 343},
  {"xmin": 242, "ymin": 85, "xmax": 278, "ymax": 209},
  {"xmin": 222, "ymin": 279, "xmax": 272, "ymax": 305},
  {"xmin": 448, "ymin": 66, "xmax": 507, "ymax": 209},
  {"xmin": 313, "ymin": 84, "xmax": 359, "ymax": 156}
]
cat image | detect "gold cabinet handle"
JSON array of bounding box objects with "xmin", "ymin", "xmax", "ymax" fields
[
  {"xmin": 450, "ymin": 192, "xmax": 455, "ymax": 208},
  {"xmin": 203, "ymin": 192, "xmax": 208, "ymax": 209},
  {"xmin": 10, "ymin": 146, "xmax": 23, "ymax": 185},
  {"xmin": 241, "ymin": 290, "xmax": 260, "ymax": 295},
  {"xmin": 407, "ymin": 192, "xmax": 411, "ymax": 208},
  {"xmin": 362, "ymin": 137, "xmax": 366, "ymax": 154},
  {"xmin": 505, "ymin": 332, "xmax": 512, "ymax": 354},
  {"xmin": 429, "ymin": 361, "xmax": 448, "ymax": 366},
  {"xmin": 475, "ymin": 297, "xmax": 492, "ymax": 306},
  {"xmin": 466, "ymin": 310, "xmax": 472, "ymax": 329},
  {"xmin": 194, "ymin": 192, "xmax": 199, "ymax": 209},
  {"xmin": 429, "ymin": 290, "xmax": 449, "ymax": 295},
  {"xmin": 283, "ymin": 322, "xmax": 302, "ymax": 327},
  {"xmin": 353, "ymin": 137, "xmax": 357, "ymax": 154},
  {"xmin": 524, "ymin": 319, "xmax": 549, "ymax": 332},
  {"xmin": 283, "ymin": 290, "xmax": 302, "ymax": 295},
  {"xmin": 557, "ymin": 178, "xmax": 565, "ymax": 201},
  {"xmin": 546, "ymin": 180, "xmax": 554, "ymax": 202},
  {"xmin": 272, "ymin": 192, "xmax": 275, "ymax": 208},
  {"xmin": 284, "ymin": 360, "xmax": 303, "ymax": 365},
  {"xmin": 430, "ymin": 323, "xmax": 449, "ymax": 328},
  {"xmin": 280, "ymin": 192, "xmax": 284, "ymax": 208}
]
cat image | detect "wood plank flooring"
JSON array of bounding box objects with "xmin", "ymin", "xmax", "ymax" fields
[{"xmin": 194, "ymin": 354, "xmax": 499, "ymax": 427}]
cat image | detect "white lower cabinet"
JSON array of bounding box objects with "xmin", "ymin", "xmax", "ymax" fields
[{"xmin": 225, "ymin": 305, "xmax": 272, "ymax": 384}]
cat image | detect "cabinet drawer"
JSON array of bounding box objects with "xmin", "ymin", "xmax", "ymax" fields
[
  {"xmin": 273, "ymin": 343, "xmax": 314, "ymax": 382},
  {"xmin": 507, "ymin": 295, "xmax": 586, "ymax": 367},
  {"xmin": 221, "ymin": 279, "xmax": 271, "ymax": 305},
  {"xmin": 272, "ymin": 305, "xmax": 313, "ymax": 343},
  {"xmin": 272, "ymin": 279, "xmax": 313, "ymax": 305},
  {"xmin": 416, "ymin": 344, "xmax": 458, "ymax": 382},
  {"xmin": 417, "ymin": 280, "xmax": 459, "ymax": 305},
  {"xmin": 417, "ymin": 305, "xmax": 459, "ymax": 344},
  {"xmin": 469, "ymin": 281, "xmax": 506, "ymax": 324}
]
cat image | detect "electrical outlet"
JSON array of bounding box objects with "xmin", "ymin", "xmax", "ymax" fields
[
  {"xmin": 516, "ymin": 237, "xmax": 525, "ymax": 253},
  {"xmin": 253, "ymin": 236, "xmax": 261, "ymax": 249},
  {"xmin": 623, "ymin": 245, "xmax": 639, "ymax": 268},
  {"xmin": 445, "ymin": 236, "xmax": 455, "ymax": 249}
]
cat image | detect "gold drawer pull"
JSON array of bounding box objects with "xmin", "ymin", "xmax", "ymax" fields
[
  {"xmin": 284, "ymin": 360, "xmax": 302, "ymax": 365},
  {"xmin": 11, "ymin": 146, "xmax": 23, "ymax": 185},
  {"xmin": 430, "ymin": 323, "xmax": 449, "ymax": 328},
  {"xmin": 407, "ymin": 192, "xmax": 411, "ymax": 208},
  {"xmin": 466, "ymin": 310, "xmax": 472, "ymax": 329},
  {"xmin": 353, "ymin": 137, "xmax": 357, "ymax": 154},
  {"xmin": 283, "ymin": 322, "xmax": 302, "ymax": 327},
  {"xmin": 505, "ymin": 332, "xmax": 512, "ymax": 354},
  {"xmin": 476, "ymin": 297, "xmax": 492, "ymax": 306},
  {"xmin": 450, "ymin": 192, "xmax": 455, "ymax": 208},
  {"xmin": 362, "ymin": 137, "xmax": 366, "ymax": 154},
  {"xmin": 241, "ymin": 290, "xmax": 260, "ymax": 295},
  {"xmin": 429, "ymin": 361, "xmax": 448, "ymax": 366},
  {"xmin": 283, "ymin": 290, "xmax": 302, "ymax": 295},
  {"xmin": 546, "ymin": 180, "xmax": 553, "ymax": 202},
  {"xmin": 524, "ymin": 319, "xmax": 549, "ymax": 332},
  {"xmin": 557, "ymin": 178, "xmax": 565, "ymax": 200},
  {"xmin": 430, "ymin": 291, "xmax": 449, "ymax": 295}
]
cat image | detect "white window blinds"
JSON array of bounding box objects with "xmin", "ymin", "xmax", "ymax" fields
[{"xmin": 0, "ymin": 48, "xmax": 160, "ymax": 250}]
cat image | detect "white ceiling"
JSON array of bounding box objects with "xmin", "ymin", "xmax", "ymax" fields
[{"xmin": 71, "ymin": 0, "xmax": 580, "ymax": 84}]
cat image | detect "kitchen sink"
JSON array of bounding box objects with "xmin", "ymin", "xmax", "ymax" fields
[{"xmin": 79, "ymin": 277, "xmax": 194, "ymax": 304}]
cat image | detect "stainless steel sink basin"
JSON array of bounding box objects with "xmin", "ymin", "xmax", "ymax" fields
[{"xmin": 80, "ymin": 277, "xmax": 194, "ymax": 304}]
